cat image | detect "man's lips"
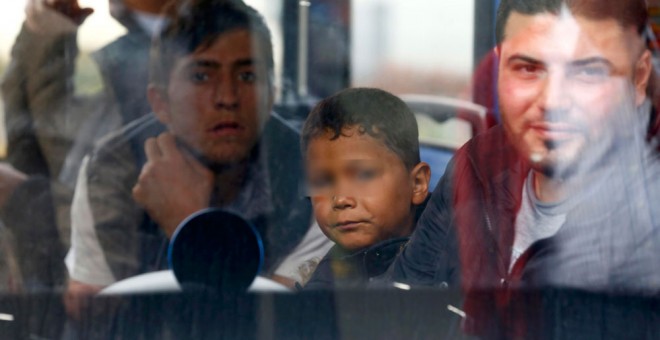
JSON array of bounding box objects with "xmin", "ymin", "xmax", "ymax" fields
[
  {"xmin": 207, "ymin": 121, "xmax": 244, "ymax": 137},
  {"xmin": 528, "ymin": 122, "xmax": 581, "ymax": 141}
]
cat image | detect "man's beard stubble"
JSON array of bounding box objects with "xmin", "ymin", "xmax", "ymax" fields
[{"xmin": 534, "ymin": 95, "xmax": 639, "ymax": 183}]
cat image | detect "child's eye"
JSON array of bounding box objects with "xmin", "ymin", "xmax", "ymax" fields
[
  {"xmin": 309, "ymin": 176, "xmax": 333, "ymax": 190},
  {"xmin": 355, "ymin": 169, "xmax": 377, "ymax": 181}
]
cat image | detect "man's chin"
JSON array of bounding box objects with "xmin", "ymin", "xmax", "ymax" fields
[
  {"xmin": 204, "ymin": 152, "xmax": 252, "ymax": 167},
  {"xmin": 529, "ymin": 149, "xmax": 580, "ymax": 181},
  {"xmin": 200, "ymin": 140, "xmax": 258, "ymax": 164}
]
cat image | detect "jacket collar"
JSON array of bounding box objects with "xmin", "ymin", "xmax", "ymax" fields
[{"xmin": 462, "ymin": 126, "xmax": 529, "ymax": 265}]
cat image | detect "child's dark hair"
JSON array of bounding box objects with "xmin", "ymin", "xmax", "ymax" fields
[
  {"xmin": 149, "ymin": 0, "xmax": 274, "ymax": 89},
  {"xmin": 301, "ymin": 88, "xmax": 421, "ymax": 169}
]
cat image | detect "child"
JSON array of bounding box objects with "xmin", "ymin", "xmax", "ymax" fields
[{"xmin": 301, "ymin": 88, "xmax": 430, "ymax": 289}]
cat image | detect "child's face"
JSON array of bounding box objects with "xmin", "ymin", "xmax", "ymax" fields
[{"xmin": 306, "ymin": 127, "xmax": 429, "ymax": 251}]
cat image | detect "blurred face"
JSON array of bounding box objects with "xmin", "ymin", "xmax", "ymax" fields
[
  {"xmin": 497, "ymin": 10, "xmax": 651, "ymax": 178},
  {"xmin": 151, "ymin": 29, "xmax": 273, "ymax": 164},
  {"xmin": 306, "ymin": 127, "xmax": 429, "ymax": 251}
]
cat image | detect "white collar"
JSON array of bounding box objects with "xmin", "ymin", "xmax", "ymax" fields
[{"xmin": 132, "ymin": 10, "xmax": 167, "ymax": 38}]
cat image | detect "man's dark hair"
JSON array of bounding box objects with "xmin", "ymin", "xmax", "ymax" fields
[
  {"xmin": 495, "ymin": 0, "xmax": 648, "ymax": 45},
  {"xmin": 301, "ymin": 88, "xmax": 421, "ymax": 170},
  {"xmin": 149, "ymin": 0, "xmax": 274, "ymax": 89}
]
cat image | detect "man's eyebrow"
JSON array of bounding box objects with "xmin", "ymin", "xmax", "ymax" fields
[
  {"xmin": 234, "ymin": 58, "xmax": 255, "ymax": 67},
  {"xmin": 506, "ymin": 54, "xmax": 544, "ymax": 65},
  {"xmin": 570, "ymin": 57, "xmax": 613, "ymax": 68},
  {"xmin": 188, "ymin": 59, "xmax": 220, "ymax": 68},
  {"xmin": 186, "ymin": 58, "xmax": 259, "ymax": 70},
  {"xmin": 506, "ymin": 55, "xmax": 615, "ymax": 69}
]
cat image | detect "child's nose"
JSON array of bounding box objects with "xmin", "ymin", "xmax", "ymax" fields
[{"xmin": 332, "ymin": 195, "xmax": 356, "ymax": 210}]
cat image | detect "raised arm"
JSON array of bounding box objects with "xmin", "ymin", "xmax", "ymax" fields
[{"xmin": 1, "ymin": 0, "xmax": 95, "ymax": 178}]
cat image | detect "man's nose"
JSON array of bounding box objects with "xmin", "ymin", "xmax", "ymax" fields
[
  {"xmin": 214, "ymin": 75, "xmax": 239, "ymax": 110},
  {"xmin": 538, "ymin": 71, "xmax": 571, "ymax": 115}
]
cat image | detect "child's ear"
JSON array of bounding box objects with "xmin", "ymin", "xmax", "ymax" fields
[
  {"xmin": 147, "ymin": 83, "xmax": 172, "ymax": 125},
  {"xmin": 410, "ymin": 162, "xmax": 431, "ymax": 205}
]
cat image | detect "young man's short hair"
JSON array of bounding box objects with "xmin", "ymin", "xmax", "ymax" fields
[
  {"xmin": 149, "ymin": 0, "xmax": 274, "ymax": 89},
  {"xmin": 301, "ymin": 88, "xmax": 421, "ymax": 170},
  {"xmin": 495, "ymin": 0, "xmax": 648, "ymax": 45}
]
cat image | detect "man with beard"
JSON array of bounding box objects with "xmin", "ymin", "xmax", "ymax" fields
[{"xmin": 387, "ymin": 0, "xmax": 660, "ymax": 336}]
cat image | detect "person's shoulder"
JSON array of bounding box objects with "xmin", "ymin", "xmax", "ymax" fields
[
  {"xmin": 458, "ymin": 125, "xmax": 508, "ymax": 158},
  {"xmin": 262, "ymin": 111, "xmax": 305, "ymax": 172},
  {"xmin": 92, "ymin": 28, "xmax": 150, "ymax": 68},
  {"xmin": 90, "ymin": 114, "xmax": 165, "ymax": 163},
  {"xmin": 99, "ymin": 30, "xmax": 150, "ymax": 53},
  {"xmin": 302, "ymin": 245, "xmax": 340, "ymax": 290},
  {"xmin": 363, "ymin": 237, "xmax": 409, "ymax": 258},
  {"xmin": 94, "ymin": 114, "xmax": 162, "ymax": 149},
  {"xmin": 83, "ymin": 115, "xmax": 164, "ymax": 193},
  {"xmin": 451, "ymin": 125, "xmax": 519, "ymax": 177},
  {"xmin": 264, "ymin": 111, "xmax": 303, "ymax": 139}
]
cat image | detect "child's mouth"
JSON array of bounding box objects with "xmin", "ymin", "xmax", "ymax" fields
[{"xmin": 334, "ymin": 220, "xmax": 366, "ymax": 231}]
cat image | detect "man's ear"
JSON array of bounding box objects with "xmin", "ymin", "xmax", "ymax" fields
[
  {"xmin": 147, "ymin": 83, "xmax": 172, "ymax": 125},
  {"xmin": 410, "ymin": 162, "xmax": 431, "ymax": 205},
  {"xmin": 493, "ymin": 45, "xmax": 501, "ymax": 59},
  {"xmin": 634, "ymin": 49, "xmax": 653, "ymax": 106}
]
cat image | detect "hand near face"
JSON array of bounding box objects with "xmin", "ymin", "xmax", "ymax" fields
[{"xmin": 132, "ymin": 132, "xmax": 215, "ymax": 238}]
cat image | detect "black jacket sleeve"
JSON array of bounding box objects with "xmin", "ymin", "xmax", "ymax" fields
[{"xmin": 384, "ymin": 158, "xmax": 461, "ymax": 288}]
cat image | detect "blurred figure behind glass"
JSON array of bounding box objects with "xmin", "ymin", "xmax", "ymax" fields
[{"xmin": 0, "ymin": 0, "xmax": 172, "ymax": 292}]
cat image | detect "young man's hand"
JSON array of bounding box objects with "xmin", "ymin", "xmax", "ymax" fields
[
  {"xmin": 25, "ymin": 0, "xmax": 94, "ymax": 34},
  {"xmin": 63, "ymin": 279, "xmax": 104, "ymax": 321},
  {"xmin": 132, "ymin": 132, "xmax": 215, "ymax": 238}
]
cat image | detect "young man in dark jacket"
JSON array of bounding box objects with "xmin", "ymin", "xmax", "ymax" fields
[{"xmin": 388, "ymin": 0, "xmax": 660, "ymax": 336}]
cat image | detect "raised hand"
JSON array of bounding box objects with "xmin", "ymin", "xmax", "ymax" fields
[
  {"xmin": 132, "ymin": 132, "xmax": 215, "ymax": 238},
  {"xmin": 44, "ymin": 0, "xmax": 94, "ymax": 24}
]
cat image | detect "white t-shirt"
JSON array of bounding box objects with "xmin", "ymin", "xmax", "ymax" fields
[
  {"xmin": 132, "ymin": 10, "xmax": 167, "ymax": 38},
  {"xmin": 274, "ymin": 219, "xmax": 333, "ymax": 285}
]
